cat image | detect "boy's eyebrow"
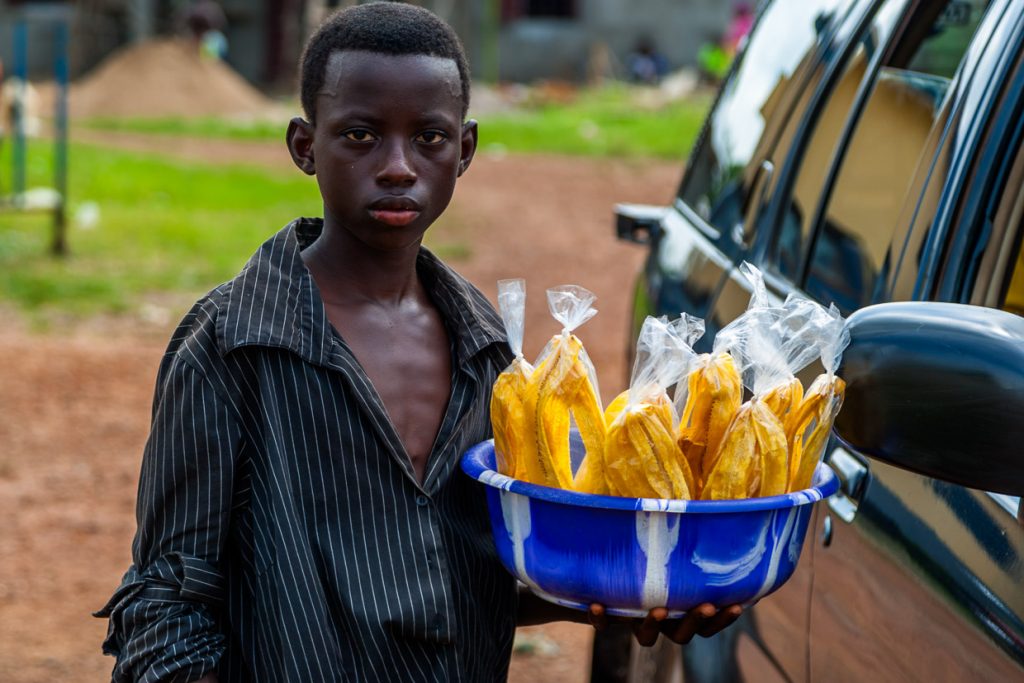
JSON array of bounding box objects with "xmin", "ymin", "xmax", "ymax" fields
[{"xmin": 320, "ymin": 108, "xmax": 460, "ymax": 129}]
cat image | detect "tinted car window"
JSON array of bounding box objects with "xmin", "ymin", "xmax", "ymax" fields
[
  {"xmin": 802, "ymin": 0, "xmax": 991, "ymax": 313},
  {"xmin": 1002, "ymin": 232, "xmax": 1024, "ymax": 314},
  {"xmin": 889, "ymin": 96, "xmax": 961, "ymax": 303},
  {"xmin": 678, "ymin": 0, "xmax": 846, "ymax": 236},
  {"xmin": 767, "ymin": 1, "xmax": 908, "ymax": 285},
  {"xmin": 905, "ymin": 1, "xmax": 990, "ymax": 78}
]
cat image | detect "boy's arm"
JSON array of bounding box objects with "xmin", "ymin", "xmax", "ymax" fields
[{"xmin": 95, "ymin": 356, "xmax": 240, "ymax": 683}]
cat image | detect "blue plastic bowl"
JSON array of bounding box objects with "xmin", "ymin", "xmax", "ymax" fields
[{"xmin": 461, "ymin": 440, "xmax": 839, "ymax": 617}]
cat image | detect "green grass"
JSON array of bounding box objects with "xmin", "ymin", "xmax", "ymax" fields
[
  {"xmin": 480, "ymin": 86, "xmax": 710, "ymax": 159},
  {"xmin": 0, "ymin": 142, "xmax": 472, "ymax": 323},
  {"xmin": 79, "ymin": 85, "xmax": 711, "ymax": 159},
  {"xmin": 2, "ymin": 86, "xmax": 709, "ymax": 322},
  {"xmin": 83, "ymin": 115, "xmax": 288, "ymax": 142}
]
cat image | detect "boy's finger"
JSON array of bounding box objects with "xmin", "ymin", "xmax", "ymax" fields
[
  {"xmin": 697, "ymin": 604, "xmax": 743, "ymax": 638},
  {"xmin": 665, "ymin": 603, "xmax": 714, "ymax": 644},
  {"xmin": 588, "ymin": 603, "xmax": 608, "ymax": 631},
  {"xmin": 632, "ymin": 607, "xmax": 667, "ymax": 647}
]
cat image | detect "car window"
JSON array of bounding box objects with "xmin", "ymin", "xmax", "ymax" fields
[
  {"xmin": 765, "ymin": 0, "xmax": 908, "ymax": 287},
  {"xmin": 800, "ymin": 0, "xmax": 992, "ymax": 314},
  {"xmin": 986, "ymin": 220, "xmax": 1022, "ymax": 516},
  {"xmin": 1003, "ymin": 236, "xmax": 1024, "ymax": 315},
  {"xmin": 904, "ymin": 1, "xmax": 989, "ymax": 79},
  {"xmin": 678, "ymin": 0, "xmax": 847, "ymax": 237},
  {"xmin": 986, "ymin": 139, "xmax": 1024, "ymax": 315}
]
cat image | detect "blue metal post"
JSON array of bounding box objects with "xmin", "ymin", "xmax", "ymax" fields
[
  {"xmin": 12, "ymin": 20, "xmax": 28, "ymax": 201},
  {"xmin": 53, "ymin": 18, "xmax": 69, "ymax": 255}
]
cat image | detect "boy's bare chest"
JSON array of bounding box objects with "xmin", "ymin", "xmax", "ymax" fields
[{"xmin": 324, "ymin": 303, "xmax": 452, "ymax": 483}]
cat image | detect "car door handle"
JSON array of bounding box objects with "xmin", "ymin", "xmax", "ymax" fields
[{"xmin": 825, "ymin": 446, "xmax": 869, "ymax": 524}]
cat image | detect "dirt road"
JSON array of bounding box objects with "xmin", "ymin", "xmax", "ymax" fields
[{"xmin": 0, "ymin": 137, "xmax": 681, "ymax": 682}]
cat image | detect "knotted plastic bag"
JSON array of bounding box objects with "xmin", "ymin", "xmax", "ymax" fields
[
  {"xmin": 522, "ymin": 285, "xmax": 606, "ymax": 491},
  {"xmin": 787, "ymin": 303, "xmax": 849, "ymax": 492},
  {"xmin": 674, "ymin": 317, "xmax": 744, "ymax": 498},
  {"xmin": 702, "ymin": 263, "xmax": 850, "ymax": 498},
  {"xmin": 603, "ymin": 315, "xmax": 703, "ymax": 499},
  {"xmin": 490, "ymin": 279, "xmax": 535, "ymax": 479}
]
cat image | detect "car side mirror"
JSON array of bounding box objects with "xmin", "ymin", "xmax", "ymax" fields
[
  {"xmin": 614, "ymin": 203, "xmax": 665, "ymax": 245},
  {"xmin": 834, "ymin": 302, "xmax": 1024, "ymax": 496}
]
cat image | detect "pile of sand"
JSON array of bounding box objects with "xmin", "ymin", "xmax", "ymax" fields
[{"xmin": 71, "ymin": 38, "xmax": 277, "ymax": 119}]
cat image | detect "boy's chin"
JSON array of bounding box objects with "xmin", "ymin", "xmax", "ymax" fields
[{"xmin": 352, "ymin": 229, "xmax": 427, "ymax": 254}]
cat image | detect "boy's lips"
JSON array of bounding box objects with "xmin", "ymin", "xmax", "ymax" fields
[
  {"xmin": 369, "ymin": 197, "xmax": 422, "ymax": 226},
  {"xmin": 369, "ymin": 209, "xmax": 421, "ymax": 226}
]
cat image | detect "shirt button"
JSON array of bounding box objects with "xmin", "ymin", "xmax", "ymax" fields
[{"xmin": 416, "ymin": 495, "xmax": 429, "ymax": 507}]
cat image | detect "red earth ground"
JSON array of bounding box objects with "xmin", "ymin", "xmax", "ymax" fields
[{"xmin": 0, "ymin": 135, "xmax": 681, "ymax": 683}]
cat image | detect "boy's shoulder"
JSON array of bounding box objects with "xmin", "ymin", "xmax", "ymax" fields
[{"xmin": 162, "ymin": 219, "xmax": 324, "ymax": 377}]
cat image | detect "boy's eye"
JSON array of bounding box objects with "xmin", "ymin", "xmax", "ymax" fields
[
  {"xmin": 342, "ymin": 129, "xmax": 376, "ymax": 142},
  {"xmin": 415, "ymin": 131, "xmax": 448, "ymax": 145}
]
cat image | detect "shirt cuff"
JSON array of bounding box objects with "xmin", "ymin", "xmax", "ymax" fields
[{"xmin": 95, "ymin": 554, "xmax": 226, "ymax": 683}]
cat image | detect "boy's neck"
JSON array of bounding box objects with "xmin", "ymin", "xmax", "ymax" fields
[{"xmin": 301, "ymin": 221, "xmax": 423, "ymax": 307}]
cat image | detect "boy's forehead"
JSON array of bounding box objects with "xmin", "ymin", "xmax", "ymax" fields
[{"xmin": 319, "ymin": 50, "xmax": 461, "ymax": 102}]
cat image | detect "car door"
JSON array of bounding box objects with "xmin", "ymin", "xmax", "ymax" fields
[
  {"xmin": 784, "ymin": 0, "xmax": 1024, "ymax": 680},
  {"xmin": 686, "ymin": 1, "xmax": 1021, "ymax": 681}
]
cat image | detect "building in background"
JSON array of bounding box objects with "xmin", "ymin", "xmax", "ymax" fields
[
  {"xmin": 0, "ymin": 0, "xmax": 307, "ymax": 91},
  {"xmin": 490, "ymin": 0, "xmax": 734, "ymax": 83},
  {"xmin": 0, "ymin": 0, "xmax": 737, "ymax": 90}
]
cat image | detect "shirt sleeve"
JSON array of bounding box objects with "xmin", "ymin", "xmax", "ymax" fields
[{"xmin": 95, "ymin": 355, "xmax": 241, "ymax": 683}]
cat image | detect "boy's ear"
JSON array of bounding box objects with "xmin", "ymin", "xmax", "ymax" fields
[
  {"xmin": 286, "ymin": 117, "xmax": 316, "ymax": 176},
  {"xmin": 457, "ymin": 119, "xmax": 478, "ymax": 178}
]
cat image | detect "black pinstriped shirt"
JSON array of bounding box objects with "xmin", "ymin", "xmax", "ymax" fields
[{"xmin": 97, "ymin": 218, "xmax": 518, "ymax": 682}]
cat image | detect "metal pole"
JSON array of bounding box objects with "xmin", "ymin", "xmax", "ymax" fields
[
  {"xmin": 128, "ymin": 0, "xmax": 155, "ymax": 43},
  {"xmin": 52, "ymin": 18, "xmax": 69, "ymax": 256},
  {"xmin": 12, "ymin": 20, "xmax": 28, "ymax": 203},
  {"xmin": 482, "ymin": 0, "xmax": 500, "ymax": 83}
]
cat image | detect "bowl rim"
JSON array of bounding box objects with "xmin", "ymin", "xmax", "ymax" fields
[{"xmin": 461, "ymin": 439, "xmax": 839, "ymax": 513}]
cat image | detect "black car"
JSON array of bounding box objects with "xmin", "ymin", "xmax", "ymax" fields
[{"xmin": 594, "ymin": 0, "xmax": 1024, "ymax": 680}]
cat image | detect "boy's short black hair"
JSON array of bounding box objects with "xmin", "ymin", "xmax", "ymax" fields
[{"xmin": 299, "ymin": 1, "xmax": 471, "ymax": 124}]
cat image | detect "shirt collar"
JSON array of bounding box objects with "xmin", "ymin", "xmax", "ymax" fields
[{"xmin": 216, "ymin": 218, "xmax": 508, "ymax": 368}]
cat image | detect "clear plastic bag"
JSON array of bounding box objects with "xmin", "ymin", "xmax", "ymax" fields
[
  {"xmin": 702, "ymin": 263, "xmax": 850, "ymax": 498},
  {"xmin": 674, "ymin": 312, "xmax": 744, "ymax": 498},
  {"xmin": 489, "ymin": 279, "xmax": 535, "ymax": 478},
  {"xmin": 603, "ymin": 315, "xmax": 703, "ymax": 498},
  {"xmin": 787, "ymin": 302, "xmax": 849, "ymax": 491},
  {"xmin": 526, "ymin": 285, "xmax": 606, "ymax": 491}
]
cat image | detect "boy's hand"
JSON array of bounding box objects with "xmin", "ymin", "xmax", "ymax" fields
[{"xmin": 587, "ymin": 602, "xmax": 743, "ymax": 646}]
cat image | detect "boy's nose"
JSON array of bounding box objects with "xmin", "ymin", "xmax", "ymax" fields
[{"xmin": 376, "ymin": 141, "xmax": 417, "ymax": 187}]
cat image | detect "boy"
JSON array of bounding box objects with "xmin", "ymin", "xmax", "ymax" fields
[{"xmin": 97, "ymin": 4, "xmax": 738, "ymax": 682}]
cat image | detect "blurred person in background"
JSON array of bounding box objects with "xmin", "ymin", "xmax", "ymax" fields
[
  {"xmin": 724, "ymin": 3, "xmax": 755, "ymax": 56},
  {"xmin": 627, "ymin": 37, "xmax": 669, "ymax": 84},
  {"xmin": 698, "ymin": 2, "xmax": 755, "ymax": 82},
  {"xmin": 185, "ymin": 0, "xmax": 229, "ymax": 60}
]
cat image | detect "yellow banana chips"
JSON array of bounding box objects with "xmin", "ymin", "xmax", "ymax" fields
[{"xmin": 489, "ymin": 268, "xmax": 849, "ymax": 502}]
